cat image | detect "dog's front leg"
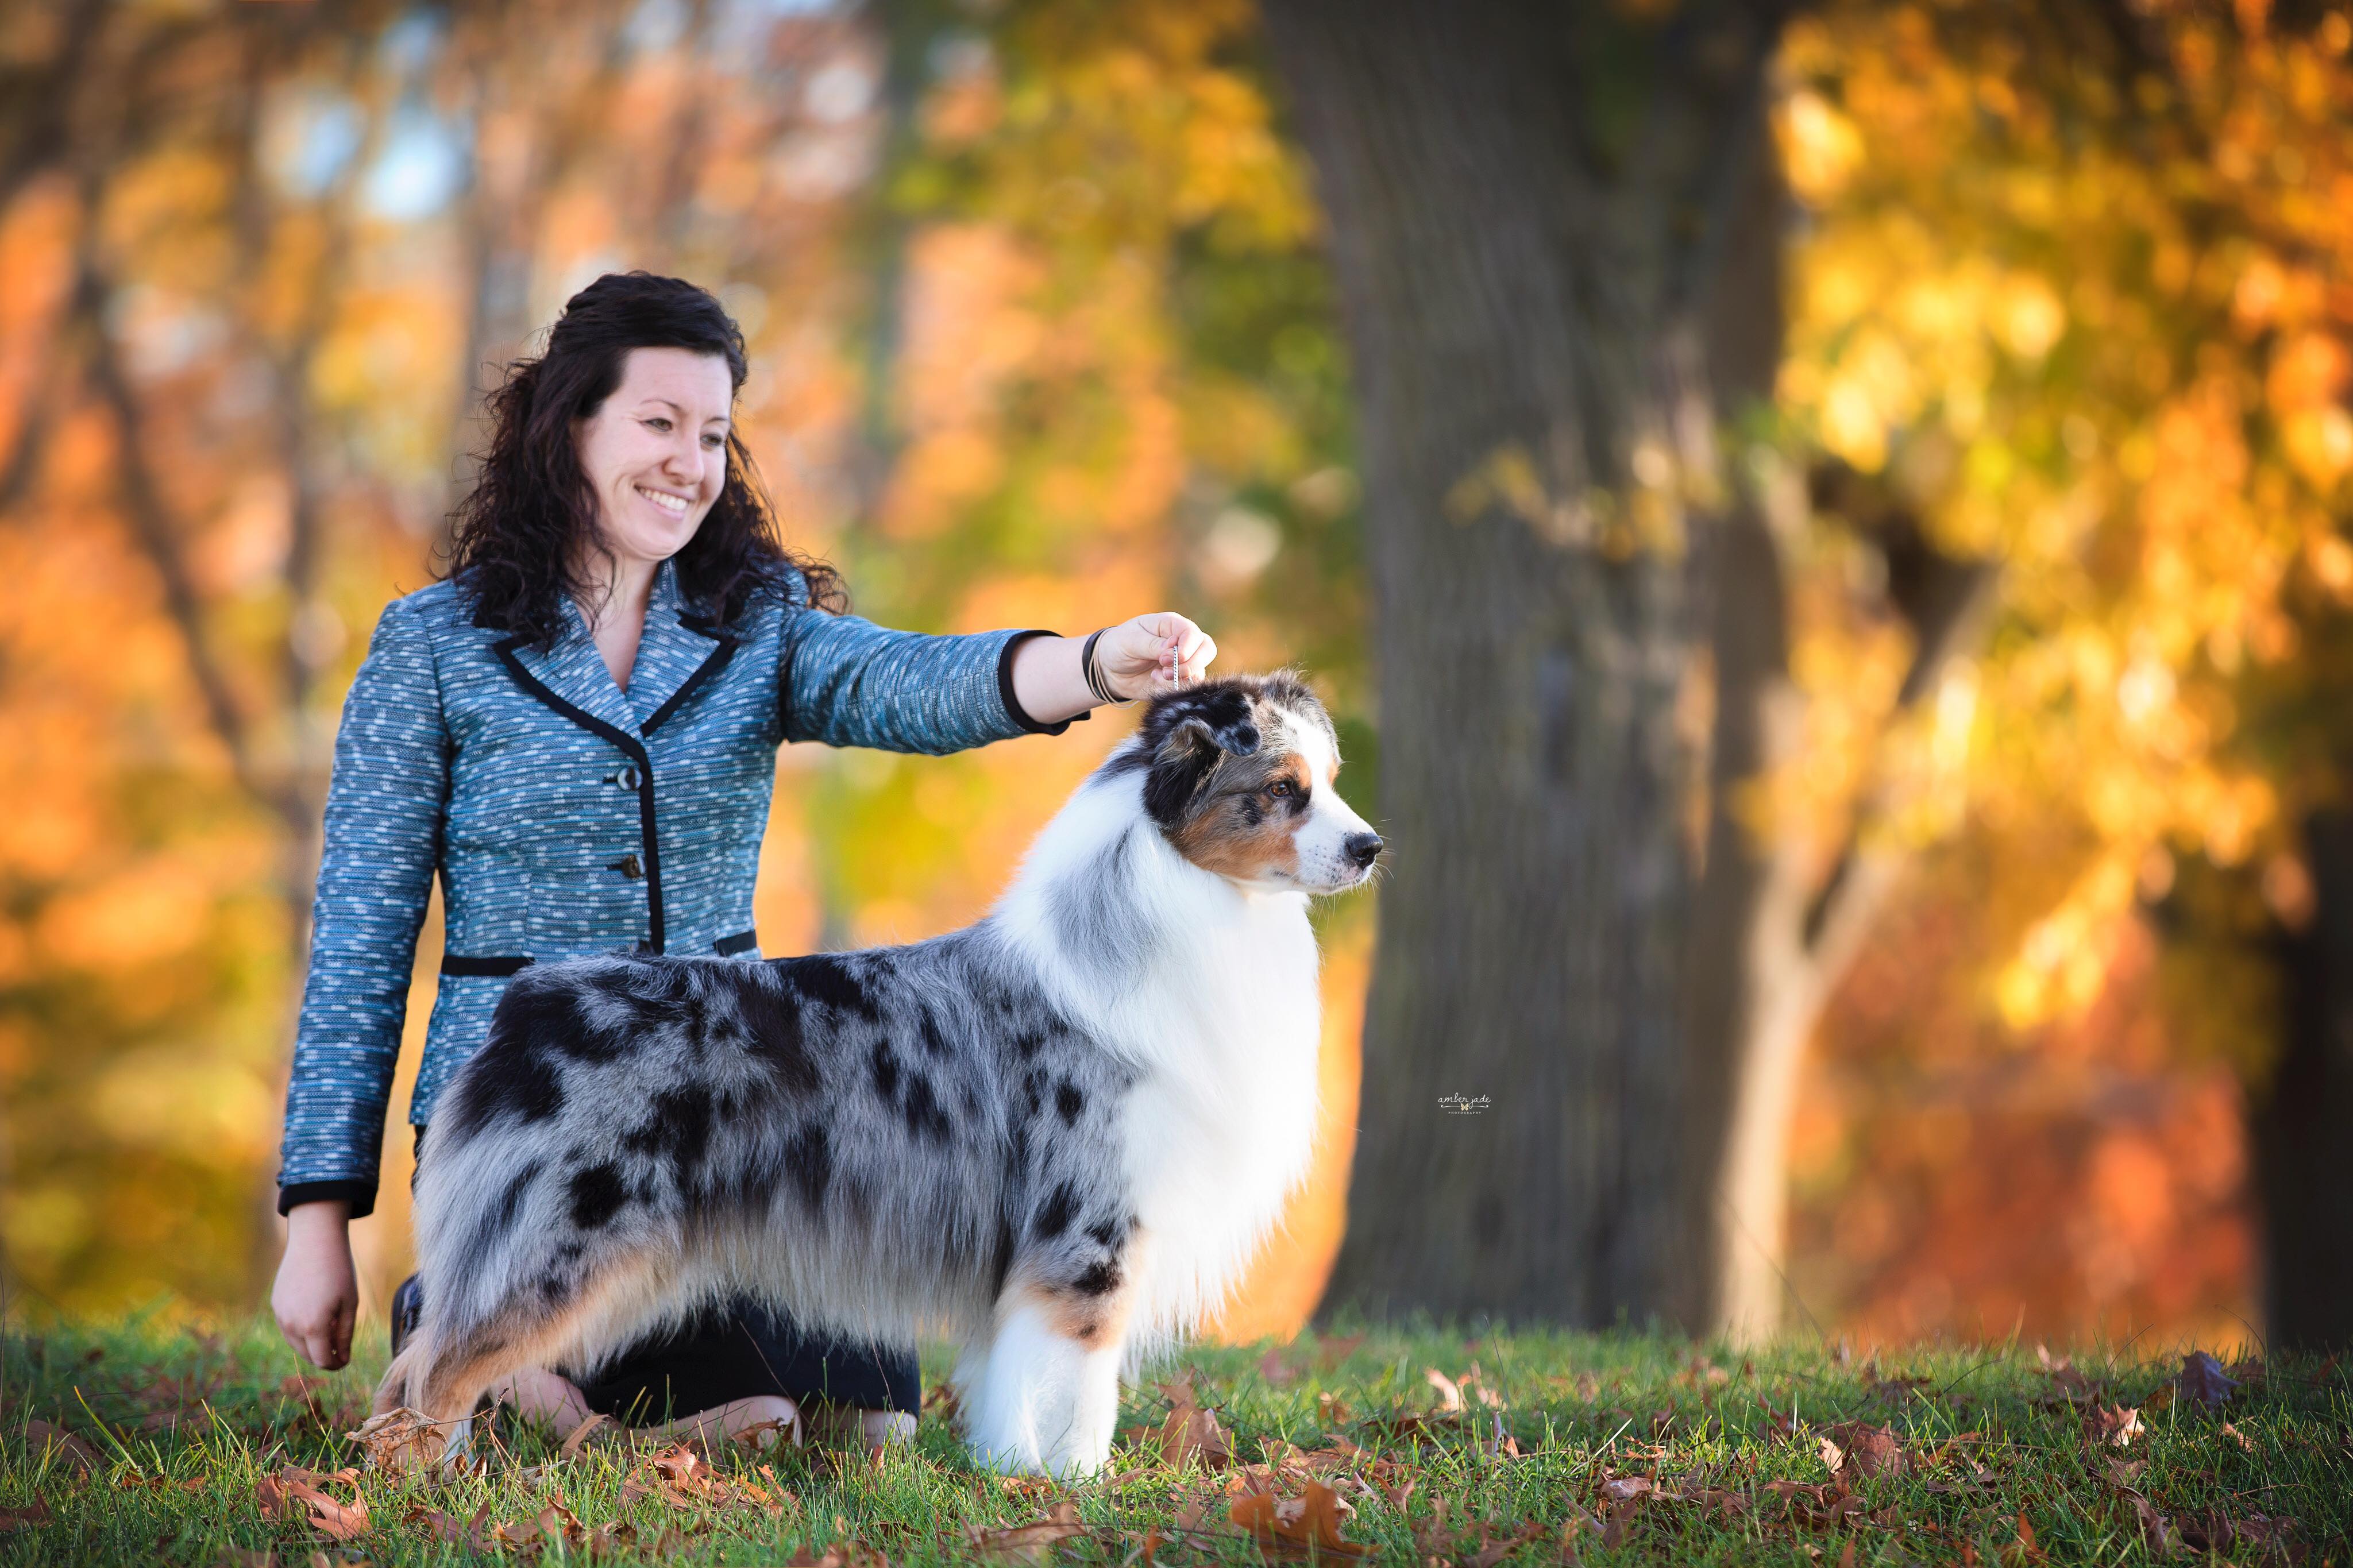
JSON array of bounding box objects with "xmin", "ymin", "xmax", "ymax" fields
[{"xmin": 966, "ymin": 1289, "xmax": 1124, "ymax": 1477}]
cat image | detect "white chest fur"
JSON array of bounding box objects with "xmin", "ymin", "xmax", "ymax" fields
[
  {"xmin": 992, "ymin": 778, "xmax": 1327, "ymax": 1343},
  {"xmin": 1118, "ymin": 895, "xmax": 1323, "ymax": 1340}
]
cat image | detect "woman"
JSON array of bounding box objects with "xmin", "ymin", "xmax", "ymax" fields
[{"xmin": 270, "ymin": 272, "xmax": 1214, "ymax": 1446}]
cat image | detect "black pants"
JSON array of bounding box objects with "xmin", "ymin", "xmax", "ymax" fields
[{"xmin": 405, "ymin": 1124, "xmax": 919, "ymax": 1422}]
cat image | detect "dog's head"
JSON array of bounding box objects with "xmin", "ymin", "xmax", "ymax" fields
[{"xmin": 1118, "ymin": 673, "xmax": 1383, "ymax": 894}]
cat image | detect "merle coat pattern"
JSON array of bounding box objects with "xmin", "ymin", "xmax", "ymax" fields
[{"xmin": 378, "ymin": 674, "xmax": 1383, "ymax": 1476}]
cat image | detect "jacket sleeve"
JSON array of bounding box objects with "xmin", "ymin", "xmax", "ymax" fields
[
  {"xmin": 276, "ymin": 596, "xmax": 450, "ymax": 1216},
  {"xmin": 778, "ymin": 590, "xmax": 1080, "ymax": 753}
]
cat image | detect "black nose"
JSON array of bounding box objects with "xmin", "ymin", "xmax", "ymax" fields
[{"xmin": 1344, "ymin": 832, "xmax": 1384, "ymax": 870}]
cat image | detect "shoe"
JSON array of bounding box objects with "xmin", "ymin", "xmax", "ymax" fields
[{"xmin": 389, "ymin": 1274, "xmax": 423, "ymax": 1359}]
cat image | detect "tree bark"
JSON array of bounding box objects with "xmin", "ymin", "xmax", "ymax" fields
[
  {"xmin": 2256, "ymin": 810, "xmax": 2353, "ymax": 1351},
  {"xmin": 1263, "ymin": 0, "xmax": 1787, "ymax": 1326}
]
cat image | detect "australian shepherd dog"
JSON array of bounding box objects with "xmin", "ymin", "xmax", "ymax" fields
[{"xmin": 373, "ymin": 674, "xmax": 1383, "ymax": 1476}]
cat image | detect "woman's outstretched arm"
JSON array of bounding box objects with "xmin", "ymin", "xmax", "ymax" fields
[{"xmin": 779, "ymin": 588, "xmax": 1215, "ymax": 752}]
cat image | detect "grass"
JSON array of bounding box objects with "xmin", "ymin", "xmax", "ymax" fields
[{"xmin": 2, "ymin": 1314, "xmax": 2347, "ymax": 1565}]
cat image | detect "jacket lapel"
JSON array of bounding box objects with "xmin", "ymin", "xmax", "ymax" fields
[
  {"xmin": 627, "ymin": 561, "xmax": 738, "ymax": 734},
  {"xmin": 502, "ymin": 595, "xmax": 643, "ymax": 740}
]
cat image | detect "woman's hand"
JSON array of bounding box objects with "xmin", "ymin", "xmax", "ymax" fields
[
  {"xmin": 273, "ymin": 1200, "xmax": 360, "ymax": 1370},
  {"xmin": 1091, "ymin": 612, "xmax": 1216, "ymax": 701},
  {"xmin": 1008, "ymin": 613, "xmax": 1218, "ymax": 727}
]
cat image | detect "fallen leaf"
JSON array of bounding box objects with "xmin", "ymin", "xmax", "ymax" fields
[
  {"xmin": 969, "ymin": 1499, "xmax": 1087, "ymax": 1564},
  {"xmin": 2104, "ymin": 1458, "xmax": 2147, "ymax": 1488},
  {"xmin": 1424, "ymin": 1367, "xmax": 1464, "ymax": 1413},
  {"xmin": 1314, "ymin": 1334, "xmax": 1365, "ymax": 1370},
  {"xmin": 0, "ymin": 1499, "xmax": 51, "ymax": 1532},
  {"xmin": 1229, "ymin": 1480, "xmax": 1370, "ymax": 1559},
  {"xmin": 2174, "ymin": 1510, "xmax": 2301, "ymax": 1562},
  {"xmin": 346, "ymin": 1407, "xmax": 444, "ymax": 1471},
  {"xmin": 2089, "ymin": 1405, "xmax": 2144, "ymax": 1449},
  {"xmin": 21, "ymin": 1420, "xmax": 101, "ymax": 1476},
  {"xmin": 1257, "ymin": 1347, "xmax": 1298, "ymax": 1387},
  {"xmin": 560, "ymin": 1412, "xmax": 614, "ymax": 1458},
  {"xmin": 1155, "ymin": 1380, "xmax": 1234, "ymax": 1471},
  {"xmin": 2220, "ymin": 1419, "xmax": 2254, "ymax": 1452},
  {"xmin": 1819, "ymin": 1421, "xmax": 1910, "ymax": 1480},
  {"xmin": 1599, "ymin": 1477, "xmax": 1653, "ymax": 1504},
  {"xmin": 2174, "ymin": 1351, "xmax": 2239, "ymax": 1408},
  {"xmin": 255, "ymin": 1467, "xmax": 370, "ymax": 1541}
]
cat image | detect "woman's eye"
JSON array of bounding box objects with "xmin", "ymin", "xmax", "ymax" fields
[
  {"xmin": 645, "ymin": 418, "xmax": 672, "ymax": 432},
  {"xmin": 703, "ymin": 433, "xmax": 725, "ymax": 449}
]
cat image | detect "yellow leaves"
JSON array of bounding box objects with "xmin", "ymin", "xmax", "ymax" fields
[
  {"xmin": 1778, "ymin": 90, "xmax": 1865, "ymax": 203},
  {"xmin": 1991, "ymin": 276, "xmax": 2066, "ymax": 362}
]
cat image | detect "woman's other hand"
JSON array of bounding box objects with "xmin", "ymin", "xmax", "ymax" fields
[
  {"xmin": 1094, "ymin": 612, "xmax": 1216, "ymax": 700},
  {"xmin": 273, "ymin": 1200, "xmax": 360, "ymax": 1370}
]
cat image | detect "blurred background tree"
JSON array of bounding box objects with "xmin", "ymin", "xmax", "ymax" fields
[{"xmin": 0, "ymin": 0, "xmax": 2340, "ymax": 1355}]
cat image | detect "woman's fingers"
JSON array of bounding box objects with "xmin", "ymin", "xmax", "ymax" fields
[{"xmin": 1099, "ymin": 613, "xmax": 1215, "ymax": 699}]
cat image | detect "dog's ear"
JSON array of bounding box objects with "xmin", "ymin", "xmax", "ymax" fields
[{"xmin": 1141, "ymin": 701, "xmax": 1260, "ymax": 828}]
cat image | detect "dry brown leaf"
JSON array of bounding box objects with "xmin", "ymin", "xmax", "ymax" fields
[
  {"xmin": 2175, "ymin": 1351, "xmax": 2240, "ymax": 1408},
  {"xmin": 967, "ymin": 1499, "xmax": 1087, "ymax": 1564},
  {"xmin": 1229, "ymin": 1480, "xmax": 1370, "ymax": 1559},
  {"xmin": 1315, "ymin": 1334, "xmax": 1367, "ymax": 1370},
  {"xmin": 21, "ymin": 1419, "xmax": 102, "ymax": 1476},
  {"xmin": 1599, "ymin": 1477, "xmax": 1653, "ymax": 1504},
  {"xmin": 560, "ymin": 1412, "xmax": 614, "ymax": 1458},
  {"xmin": 1155, "ymin": 1381, "xmax": 1234, "ymax": 1471},
  {"xmin": 0, "ymin": 1499, "xmax": 52, "ymax": 1532},
  {"xmin": 346, "ymin": 1407, "xmax": 444, "ymax": 1471},
  {"xmin": 1424, "ymin": 1368, "xmax": 1465, "ymax": 1413},
  {"xmin": 1819, "ymin": 1420, "xmax": 1910, "ymax": 1480},
  {"xmin": 1257, "ymin": 1347, "xmax": 1299, "ymax": 1388},
  {"xmin": 2220, "ymin": 1419, "xmax": 2255, "ymax": 1451},
  {"xmin": 2089, "ymin": 1405, "xmax": 2145, "ymax": 1449},
  {"xmin": 254, "ymin": 1467, "xmax": 370, "ymax": 1542}
]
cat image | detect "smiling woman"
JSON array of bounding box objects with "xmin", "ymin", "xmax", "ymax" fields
[{"xmin": 268, "ymin": 271, "xmax": 1219, "ymax": 1451}]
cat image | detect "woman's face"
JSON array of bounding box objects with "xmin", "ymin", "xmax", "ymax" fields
[{"xmin": 573, "ymin": 346, "xmax": 735, "ymax": 571}]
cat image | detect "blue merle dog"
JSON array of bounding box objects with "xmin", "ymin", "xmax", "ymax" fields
[{"xmin": 373, "ymin": 674, "xmax": 1383, "ymax": 1476}]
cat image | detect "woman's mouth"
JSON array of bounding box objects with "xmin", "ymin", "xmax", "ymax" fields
[{"xmin": 636, "ymin": 485, "xmax": 692, "ymax": 518}]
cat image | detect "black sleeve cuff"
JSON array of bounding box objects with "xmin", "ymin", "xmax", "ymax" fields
[
  {"xmin": 997, "ymin": 629, "xmax": 1089, "ymax": 736},
  {"xmin": 278, "ymin": 1179, "xmax": 377, "ymax": 1219}
]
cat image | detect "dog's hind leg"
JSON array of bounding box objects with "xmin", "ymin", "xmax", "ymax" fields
[
  {"xmin": 967, "ymin": 1275, "xmax": 1133, "ymax": 1477},
  {"xmin": 366, "ymin": 1248, "xmax": 672, "ymax": 1472}
]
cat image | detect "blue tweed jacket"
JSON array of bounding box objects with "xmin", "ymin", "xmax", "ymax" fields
[{"xmin": 276, "ymin": 561, "xmax": 1069, "ymax": 1215}]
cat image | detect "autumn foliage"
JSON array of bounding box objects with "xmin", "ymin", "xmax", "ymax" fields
[{"xmin": 1, "ymin": 0, "xmax": 2348, "ymax": 1355}]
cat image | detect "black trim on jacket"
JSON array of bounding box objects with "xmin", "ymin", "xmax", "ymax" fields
[
  {"xmin": 487, "ymin": 617, "xmax": 734, "ymax": 957},
  {"xmin": 997, "ymin": 629, "xmax": 1081, "ymax": 736}
]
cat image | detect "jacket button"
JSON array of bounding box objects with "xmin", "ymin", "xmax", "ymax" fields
[
  {"xmin": 608, "ymin": 853, "xmax": 644, "ymax": 880},
  {"xmin": 607, "ymin": 766, "xmax": 642, "ymax": 791}
]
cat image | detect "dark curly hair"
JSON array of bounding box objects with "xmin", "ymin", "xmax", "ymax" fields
[{"xmin": 442, "ymin": 271, "xmax": 845, "ymax": 645}]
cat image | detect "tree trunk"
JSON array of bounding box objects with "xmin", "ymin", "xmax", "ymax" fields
[
  {"xmin": 1263, "ymin": 0, "xmax": 1787, "ymax": 1326},
  {"xmin": 2257, "ymin": 810, "xmax": 2353, "ymax": 1351}
]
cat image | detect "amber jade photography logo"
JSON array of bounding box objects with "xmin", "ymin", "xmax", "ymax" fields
[{"xmin": 1437, "ymin": 1093, "xmax": 1492, "ymax": 1116}]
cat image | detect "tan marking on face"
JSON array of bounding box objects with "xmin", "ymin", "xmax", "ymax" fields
[{"xmin": 1167, "ymin": 744, "xmax": 1310, "ymax": 882}]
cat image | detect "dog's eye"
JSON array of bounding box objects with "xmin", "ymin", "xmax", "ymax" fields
[{"xmin": 1268, "ymin": 779, "xmax": 1295, "ymax": 798}]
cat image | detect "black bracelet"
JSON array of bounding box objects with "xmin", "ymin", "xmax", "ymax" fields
[{"xmin": 1080, "ymin": 627, "xmax": 1128, "ymax": 706}]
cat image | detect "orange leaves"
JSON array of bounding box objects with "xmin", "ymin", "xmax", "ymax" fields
[
  {"xmin": 1817, "ymin": 1420, "xmax": 1911, "ymax": 1480},
  {"xmin": 967, "ymin": 1499, "xmax": 1089, "ymax": 1563},
  {"xmin": 619, "ymin": 1443, "xmax": 796, "ymax": 1518},
  {"xmin": 345, "ymin": 1407, "xmax": 446, "ymax": 1472},
  {"xmin": 1227, "ymin": 1478, "xmax": 1369, "ymax": 1559},
  {"xmin": 1151, "ymin": 1377, "xmax": 1235, "ymax": 1470},
  {"xmin": 254, "ymin": 1465, "xmax": 369, "ymax": 1541}
]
